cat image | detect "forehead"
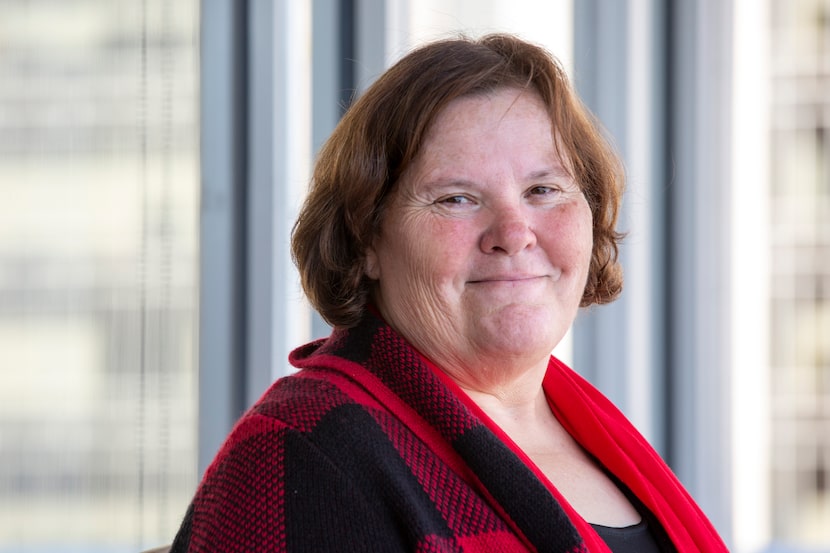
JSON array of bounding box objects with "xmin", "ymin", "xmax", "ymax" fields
[
  {"xmin": 407, "ymin": 88, "xmax": 570, "ymax": 179},
  {"xmin": 428, "ymin": 88, "xmax": 550, "ymax": 137}
]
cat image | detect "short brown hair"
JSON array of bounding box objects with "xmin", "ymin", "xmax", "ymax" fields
[{"xmin": 292, "ymin": 33, "xmax": 624, "ymax": 328}]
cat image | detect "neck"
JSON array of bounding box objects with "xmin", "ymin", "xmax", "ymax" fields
[{"xmin": 451, "ymin": 358, "xmax": 551, "ymax": 430}]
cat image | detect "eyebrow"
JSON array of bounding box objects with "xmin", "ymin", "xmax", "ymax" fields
[
  {"xmin": 417, "ymin": 165, "xmax": 574, "ymax": 192},
  {"xmin": 527, "ymin": 166, "xmax": 572, "ymax": 180}
]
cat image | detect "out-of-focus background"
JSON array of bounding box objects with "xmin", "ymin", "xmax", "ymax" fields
[{"xmin": 0, "ymin": 0, "xmax": 827, "ymax": 551}]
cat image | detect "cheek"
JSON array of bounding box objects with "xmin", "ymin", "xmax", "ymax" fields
[
  {"xmin": 574, "ymin": 205, "xmax": 595, "ymax": 256},
  {"xmin": 541, "ymin": 202, "xmax": 594, "ymax": 266},
  {"xmin": 380, "ymin": 218, "xmax": 455, "ymax": 281},
  {"xmin": 430, "ymin": 218, "xmax": 475, "ymax": 250},
  {"xmin": 395, "ymin": 219, "xmax": 472, "ymax": 291}
]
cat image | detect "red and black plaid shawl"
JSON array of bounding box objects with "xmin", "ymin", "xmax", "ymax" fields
[{"xmin": 170, "ymin": 312, "xmax": 727, "ymax": 552}]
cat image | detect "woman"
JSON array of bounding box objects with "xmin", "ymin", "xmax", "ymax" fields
[{"xmin": 170, "ymin": 34, "xmax": 727, "ymax": 552}]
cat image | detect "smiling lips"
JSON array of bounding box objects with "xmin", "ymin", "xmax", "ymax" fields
[{"xmin": 468, "ymin": 275, "xmax": 547, "ymax": 284}]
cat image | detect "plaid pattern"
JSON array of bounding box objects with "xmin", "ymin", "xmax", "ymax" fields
[{"xmin": 170, "ymin": 312, "xmax": 727, "ymax": 552}]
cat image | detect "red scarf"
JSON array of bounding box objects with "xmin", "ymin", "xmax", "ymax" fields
[{"xmin": 426, "ymin": 355, "xmax": 728, "ymax": 551}]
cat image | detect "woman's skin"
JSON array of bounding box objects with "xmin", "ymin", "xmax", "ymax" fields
[{"xmin": 366, "ymin": 88, "xmax": 641, "ymax": 527}]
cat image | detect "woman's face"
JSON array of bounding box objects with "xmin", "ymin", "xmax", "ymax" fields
[{"xmin": 365, "ymin": 88, "xmax": 593, "ymax": 387}]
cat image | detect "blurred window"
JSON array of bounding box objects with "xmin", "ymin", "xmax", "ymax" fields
[
  {"xmin": 0, "ymin": 1, "xmax": 199, "ymax": 551},
  {"xmin": 769, "ymin": 0, "xmax": 830, "ymax": 547}
]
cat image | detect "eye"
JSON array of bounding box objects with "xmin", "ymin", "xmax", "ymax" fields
[
  {"xmin": 436, "ymin": 194, "xmax": 474, "ymax": 206},
  {"xmin": 526, "ymin": 185, "xmax": 561, "ymax": 197}
]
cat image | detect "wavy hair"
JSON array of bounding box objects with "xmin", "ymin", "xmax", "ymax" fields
[{"xmin": 292, "ymin": 34, "xmax": 625, "ymax": 327}]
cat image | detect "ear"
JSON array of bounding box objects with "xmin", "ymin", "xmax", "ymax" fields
[{"xmin": 364, "ymin": 246, "xmax": 380, "ymax": 280}]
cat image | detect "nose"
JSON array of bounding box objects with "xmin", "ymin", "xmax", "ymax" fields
[{"xmin": 479, "ymin": 205, "xmax": 537, "ymax": 255}]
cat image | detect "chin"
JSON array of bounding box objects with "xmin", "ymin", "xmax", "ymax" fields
[{"xmin": 474, "ymin": 308, "xmax": 562, "ymax": 357}]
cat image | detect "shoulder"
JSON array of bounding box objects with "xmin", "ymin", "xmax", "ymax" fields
[
  {"xmin": 207, "ymin": 369, "xmax": 388, "ymax": 472},
  {"xmin": 194, "ymin": 369, "xmax": 388, "ymax": 508},
  {"xmin": 180, "ymin": 370, "xmax": 407, "ymax": 551},
  {"xmin": 251, "ymin": 370, "xmax": 358, "ymax": 430},
  {"xmin": 212, "ymin": 370, "xmax": 366, "ymax": 455}
]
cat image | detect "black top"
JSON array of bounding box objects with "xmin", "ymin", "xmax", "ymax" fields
[
  {"xmin": 591, "ymin": 519, "xmax": 662, "ymax": 553},
  {"xmin": 588, "ymin": 465, "xmax": 678, "ymax": 552}
]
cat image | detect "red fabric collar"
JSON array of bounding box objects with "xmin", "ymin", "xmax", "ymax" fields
[{"xmin": 426, "ymin": 354, "xmax": 727, "ymax": 552}]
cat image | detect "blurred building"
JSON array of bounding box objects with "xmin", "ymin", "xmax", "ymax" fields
[
  {"xmin": 768, "ymin": 0, "xmax": 830, "ymax": 545},
  {"xmin": 0, "ymin": 1, "xmax": 198, "ymax": 550}
]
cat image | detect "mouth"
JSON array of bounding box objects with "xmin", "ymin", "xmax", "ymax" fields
[{"xmin": 468, "ymin": 275, "xmax": 546, "ymax": 284}]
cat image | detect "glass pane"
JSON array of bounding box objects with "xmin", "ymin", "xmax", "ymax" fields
[
  {"xmin": 0, "ymin": 1, "xmax": 199, "ymax": 551},
  {"xmin": 768, "ymin": 0, "xmax": 830, "ymax": 547}
]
